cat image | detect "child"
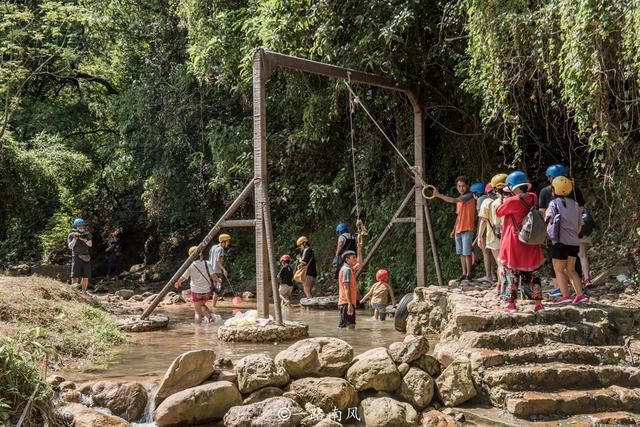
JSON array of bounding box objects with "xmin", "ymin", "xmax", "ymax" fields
[
  {"xmin": 175, "ymin": 246, "xmax": 215, "ymax": 323},
  {"xmin": 545, "ymin": 176, "xmax": 587, "ymax": 304},
  {"xmin": 338, "ymin": 243, "xmax": 363, "ymax": 329},
  {"xmin": 472, "ymin": 181, "xmax": 496, "ymax": 283},
  {"xmin": 360, "ymin": 269, "xmax": 397, "ymax": 320},
  {"xmin": 478, "ymin": 173, "xmax": 508, "ymax": 288},
  {"xmin": 496, "ymin": 171, "xmax": 545, "ymax": 313},
  {"xmin": 433, "ymin": 176, "xmax": 476, "ymax": 282},
  {"xmin": 277, "ymin": 254, "xmax": 294, "ymax": 305}
]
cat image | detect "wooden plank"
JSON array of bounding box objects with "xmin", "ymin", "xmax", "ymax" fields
[
  {"xmin": 219, "ymin": 219, "xmax": 256, "ymax": 228},
  {"xmin": 357, "ymin": 188, "xmax": 415, "ymax": 277},
  {"xmin": 262, "ymin": 203, "xmax": 283, "ymax": 325},
  {"xmin": 423, "ymin": 203, "xmax": 444, "ymax": 286},
  {"xmin": 140, "ymin": 179, "xmax": 256, "ymax": 319},
  {"xmin": 392, "ymin": 217, "xmax": 416, "ymax": 224},
  {"xmin": 253, "ymin": 49, "xmax": 270, "ymax": 318}
]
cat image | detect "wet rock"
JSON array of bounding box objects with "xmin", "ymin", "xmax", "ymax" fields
[
  {"xmin": 399, "ymin": 367, "xmax": 435, "ymax": 409},
  {"xmin": 218, "ymin": 321, "xmax": 309, "ymax": 343},
  {"xmin": 411, "ymin": 354, "xmax": 442, "ymax": 378},
  {"xmin": 141, "ymin": 291, "xmax": 153, "ymax": 298},
  {"xmin": 420, "ymin": 409, "xmax": 457, "ymax": 426},
  {"xmin": 236, "ymin": 353, "xmax": 290, "ymax": 394},
  {"xmin": 388, "ymin": 334, "xmax": 429, "ymax": 364},
  {"xmin": 47, "ymin": 375, "xmax": 66, "ymax": 388},
  {"xmin": 223, "ymin": 396, "xmax": 306, "ymax": 427},
  {"xmin": 154, "ymin": 381, "xmax": 241, "ymax": 426},
  {"xmin": 58, "ymin": 381, "xmax": 76, "ymax": 391},
  {"xmin": 131, "ymin": 294, "xmax": 144, "ymax": 301},
  {"xmin": 115, "ymin": 289, "xmax": 134, "ymax": 300},
  {"xmin": 345, "ymin": 347, "xmax": 401, "ymax": 392},
  {"xmin": 275, "ymin": 337, "xmax": 353, "ymax": 378},
  {"xmin": 61, "ymin": 390, "xmax": 82, "ymax": 403},
  {"xmin": 57, "ymin": 403, "xmax": 128, "ymax": 427},
  {"xmin": 155, "ymin": 349, "xmax": 216, "ymax": 405},
  {"xmin": 243, "ymin": 386, "xmax": 283, "ymax": 404},
  {"xmin": 435, "ymin": 361, "xmax": 477, "ymax": 407},
  {"xmin": 117, "ymin": 314, "xmax": 169, "ymax": 332},
  {"xmin": 288, "ymin": 377, "xmax": 358, "ymax": 412},
  {"xmin": 88, "ymin": 381, "xmax": 148, "ymax": 422},
  {"xmin": 129, "ymin": 264, "xmax": 145, "ymax": 273},
  {"xmin": 360, "ymin": 396, "xmax": 418, "ymax": 427}
]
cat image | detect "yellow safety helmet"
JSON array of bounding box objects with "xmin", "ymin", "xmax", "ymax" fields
[
  {"xmin": 188, "ymin": 246, "xmax": 199, "ymax": 256},
  {"xmin": 490, "ymin": 173, "xmax": 508, "ymax": 188},
  {"xmin": 296, "ymin": 236, "xmax": 308, "ymax": 246},
  {"xmin": 218, "ymin": 233, "xmax": 231, "ymax": 243},
  {"xmin": 552, "ymin": 176, "xmax": 573, "ymax": 197}
]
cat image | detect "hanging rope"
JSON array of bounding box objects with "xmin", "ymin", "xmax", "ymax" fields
[
  {"xmin": 342, "ymin": 79, "xmax": 436, "ymax": 200},
  {"xmin": 347, "ymin": 73, "xmax": 368, "ymax": 242}
]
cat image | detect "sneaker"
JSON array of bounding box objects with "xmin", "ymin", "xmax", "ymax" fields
[
  {"xmin": 547, "ymin": 288, "xmax": 563, "ymax": 297},
  {"xmin": 489, "ymin": 276, "xmax": 497, "ymax": 283},
  {"xmin": 456, "ymin": 274, "xmax": 466, "ymax": 282},
  {"xmin": 533, "ymin": 304, "xmax": 544, "ymax": 314},
  {"xmin": 503, "ymin": 302, "xmax": 517, "ymax": 312},
  {"xmin": 583, "ymin": 278, "xmax": 594, "ymax": 288},
  {"xmin": 554, "ymin": 295, "xmax": 573, "ymax": 305},
  {"xmin": 462, "ymin": 275, "xmax": 471, "ymax": 283},
  {"xmin": 478, "ymin": 276, "xmax": 491, "ymax": 283},
  {"xmin": 572, "ymin": 294, "xmax": 589, "ymax": 304}
]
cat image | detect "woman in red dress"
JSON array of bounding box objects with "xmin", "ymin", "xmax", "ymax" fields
[{"xmin": 496, "ymin": 171, "xmax": 545, "ymax": 313}]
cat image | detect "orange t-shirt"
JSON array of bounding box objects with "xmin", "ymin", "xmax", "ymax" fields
[
  {"xmin": 338, "ymin": 263, "xmax": 358, "ymax": 305},
  {"xmin": 455, "ymin": 196, "xmax": 475, "ymax": 233}
]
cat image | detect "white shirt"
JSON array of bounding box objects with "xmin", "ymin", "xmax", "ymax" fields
[
  {"xmin": 181, "ymin": 260, "xmax": 212, "ymax": 294},
  {"xmin": 208, "ymin": 244, "xmax": 225, "ymax": 273}
]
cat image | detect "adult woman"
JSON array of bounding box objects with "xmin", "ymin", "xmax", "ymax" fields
[
  {"xmin": 296, "ymin": 236, "xmax": 317, "ymax": 298},
  {"xmin": 175, "ymin": 246, "xmax": 215, "ymax": 323},
  {"xmin": 496, "ymin": 171, "xmax": 545, "ymax": 313}
]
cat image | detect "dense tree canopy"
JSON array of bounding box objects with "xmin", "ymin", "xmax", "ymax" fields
[{"xmin": 1, "ymin": 0, "xmax": 638, "ymax": 290}]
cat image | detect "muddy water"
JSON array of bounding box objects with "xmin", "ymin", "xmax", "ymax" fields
[{"xmin": 67, "ymin": 300, "xmax": 410, "ymax": 384}]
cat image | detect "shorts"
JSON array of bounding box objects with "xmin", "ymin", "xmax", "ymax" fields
[
  {"xmin": 486, "ymin": 239, "xmax": 501, "ymax": 251},
  {"xmin": 455, "ymin": 231, "xmax": 473, "ymax": 256},
  {"xmin": 338, "ymin": 303, "xmax": 356, "ymax": 328},
  {"xmin": 190, "ymin": 291, "xmax": 211, "ymax": 302},
  {"xmin": 372, "ymin": 303, "xmax": 387, "ymax": 320},
  {"xmin": 550, "ymin": 243, "xmax": 579, "ymax": 260},
  {"xmin": 71, "ymin": 256, "xmax": 91, "ymax": 279}
]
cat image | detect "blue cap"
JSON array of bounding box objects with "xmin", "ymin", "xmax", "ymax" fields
[
  {"xmin": 505, "ymin": 170, "xmax": 530, "ymax": 191},
  {"xmin": 73, "ymin": 218, "xmax": 86, "ymax": 227},
  {"xmin": 336, "ymin": 223, "xmax": 348, "ymax": 233}
]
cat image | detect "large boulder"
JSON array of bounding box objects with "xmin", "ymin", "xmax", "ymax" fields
[
  {"xmin": 223, "ymin": 396, "xmax": 306, "ymax": 427},
  {"xmin": 236, "ymin": 353, "xmax": 290, "ymax": 394},
  {"xmin": 88, "ymin": 381, "xmax": 148, "ymax": 422},
  {"xmin": 388, "ymin": 335, "xmax": 429, "ymax": 364},
  {"xmin": 288, "ymin": 377, "xmax": 358, "ymax": 412},
  {"xmin": 154, "ymin": 381, "xmax": 241, "ymax": 426},
  {"xmin": 275, "ymin": 337, "xmax": 353, "ymax": 378},
  {"xmin": 435, "ymin": 361, "xmax": 477, "ymax": 406},
  {"xmin": 360, "ymin": 397, "xmax": 418, "ymax": 427},
  {"xmin": 155, "ymin": 349, "xmax": 216, "ymax": 404},
  {"xmin": 345, "ymin": 348, "xmax": 401, "ymax": 392},
  {"xmin": 243, "ymin": 386, "xmax": 283, "ymax": 404},
  {"xmin": 398, "ymin": 367, "xmax": 435, "ymax": 409},
  {"xmin": 57, "ymin": 403, "xmax": 128, "ymax": 427}
]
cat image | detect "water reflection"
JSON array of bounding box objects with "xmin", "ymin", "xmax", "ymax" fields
[{"xmin": 67, "ymin": 301, "xmax": 407, "ymax": 383}]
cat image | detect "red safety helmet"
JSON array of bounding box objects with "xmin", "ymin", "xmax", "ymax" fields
[
  {"xmin": 375, "ymin": 269, "xmax": 389, "ymax": 282},
  {"xmin": 279, "ymin": 254, "xmax": 291, "ymax": 263}
]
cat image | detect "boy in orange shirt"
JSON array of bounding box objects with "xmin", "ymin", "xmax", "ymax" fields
[
  {"xmin": 433, "ymin": 176, "xmax": 476, "ymax": 282},
  {"xmin": 338, "ymin": 242, "xmax": 363, "ymax": 329}
]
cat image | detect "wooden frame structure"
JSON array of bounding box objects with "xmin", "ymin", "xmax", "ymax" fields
[{"xmin": 141, "ymin": 48, "xmax": 442, "ymax": 322}]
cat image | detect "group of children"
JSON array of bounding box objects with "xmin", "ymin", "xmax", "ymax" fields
[{"xmin": 433, "ymin": 164, "xmax": 592, "ymax": 313}]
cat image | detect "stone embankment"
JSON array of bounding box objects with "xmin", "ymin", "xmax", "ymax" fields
[
  {"xmin": 53, "ymin": 335, "xmax": 466, "ymax": 426},
  {"xmin": 406, "ymin": 284, "xmax": 640, "ymax": 423}
]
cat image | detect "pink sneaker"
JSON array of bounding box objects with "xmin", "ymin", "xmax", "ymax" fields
[
  {"xmin": 554, "ymin": 295, "xmax": 573, "ymax": 305},
  {"xmin": 504, "ymin": 302, "xmax": 517, "ymax": 312},
  {"xmin": 583, "ymin": 278, "xmax": 593, "ymax": 288},
  {"xmin": 572, "ymin": 294, "xmax": 589, "ymax": 304},
  {"xmin": 533, "ymin": 304, "xmax": 544, "ymax": 313}
]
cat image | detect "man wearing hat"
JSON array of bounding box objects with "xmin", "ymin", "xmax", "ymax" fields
[{"xmin": 209, "ymin": 233, "xmax": 231, "ymax": 307}]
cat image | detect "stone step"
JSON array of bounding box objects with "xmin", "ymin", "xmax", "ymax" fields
[
  {"xmin": 484, "ymin": 363, "xmax": 640, "ymax": 397},
  {"xmin": 457, "ymin": 406, "xmax": 640, "ymax": 426},
  {"xmin": 449, "ymin": 304, "xmax": 610, "ymax": 336},
  {"xmin": 503, "ymin": 386, "xmax": 640, "ymax": 418},
  {"xmin": 473, "ymin": 344, "xmax": 626, "ymax": 368},
  {"xmin": 458, "ymin": 322, "xmax": 617, "ymax": 351}
]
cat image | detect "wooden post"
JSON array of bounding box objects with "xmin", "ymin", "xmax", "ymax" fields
[
  {"xmin": 140, "ymin": 179, "xmax": 256, "ymax": 320},
  {"xmin": 424, "ymin": 204, "xmax": 444, "ymax": 286},
  {"xmin": 253, "ymin": 49, "xmax": 271, "ymax": 318},
  {"xmin": 262, "ymin": 203, "xmax": 283, "ymax": 325},
  {"xmin": 413, "ymin": 99, "xmax": 428, "ymax": 287}
]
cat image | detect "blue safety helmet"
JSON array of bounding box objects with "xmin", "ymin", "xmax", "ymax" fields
[
  {"xmin": 470, "ymin": 182, "xmax": 485, "ymax": 194},
  {"xmin": 505, "ymin": 170, "xmax": 531, "ymax": 192},
  {"xmin": 336, "ymin": 223, "xmax": 348, "ymax": 233},
  {"xmin": 545, "ymin": 164, "xmax": 567, "ymax": 178},
  {"xmin": 73, "ymin": 218, "xmax": 86, "ymax": 227}
]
